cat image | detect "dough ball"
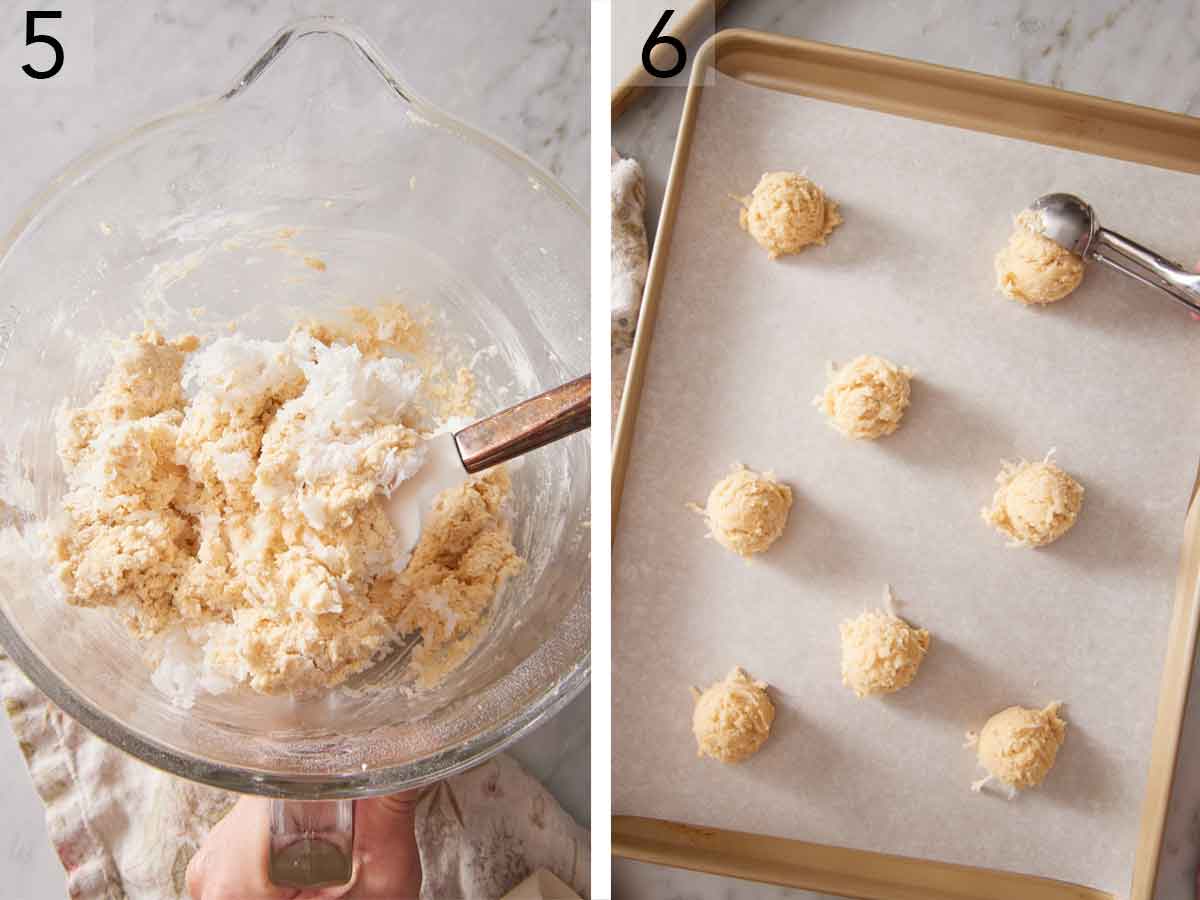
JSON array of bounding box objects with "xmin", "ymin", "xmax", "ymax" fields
[
  {"xmin": 995, "ymin": 210, "xmax": 1085, "ymax": 305},
  {"xmin": 696, "ymin": 464, "xmax": 793, "ymax": 557},
  {"xmin": 738, "ymin": 171, "xmax": 842, "ymax": 259},
  {"xmin": 692, "ymin": 667, "xmax": 775, "ymax": 763},
  {"xmin": 815, "ymin": 355, "xmax": 913, "ymax": 440},
  {"xmin": 982, "ymin": 457, "xmax": 1084, "ymax": 547},
  {"xmin": 840, "ymin": 609, "xmax": 931, "ymax": 698},
  {"xmin": 973, "ymin": 703, "xmax": 1067, "ymax": 790}
]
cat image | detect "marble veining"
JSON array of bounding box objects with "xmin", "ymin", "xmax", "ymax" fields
[
  {"xmin": 0, "ymin": 2, "xmax": 587, "ymax": 897},
  {"xmin": 0, "ymin": 0, "xmax": 588, "ymax": 220},
  {"xmin": 614, "ymin": 1, "xmax": 1200, "ymax": 898},
  {"xmin": 618, "ymin": 0, "xmax": 1200, "ymax": 240}
]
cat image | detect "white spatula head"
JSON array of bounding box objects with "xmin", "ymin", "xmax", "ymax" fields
[
  {"xmin": 382, "ymin": 374, "xmax": 591, "ymax": 563},
  {"xmin": 382, "ymin": 432, "xmax": 465, "ymax": 562}
]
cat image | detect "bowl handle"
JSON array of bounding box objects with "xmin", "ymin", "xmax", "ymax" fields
[{"xmin": 267, "ymin": 798, "xmax": 355, "ymax": 888}]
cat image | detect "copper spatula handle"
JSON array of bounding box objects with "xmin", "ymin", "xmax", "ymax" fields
[{"xmin": 455, "ymin": 375, "xmax": 591, "ymax": 474}]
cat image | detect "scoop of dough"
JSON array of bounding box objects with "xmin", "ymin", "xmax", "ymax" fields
[
  {"xmin": 982, "ymin": 457, "xmax": 1084, "ymax": 547},
  {"xmin": 995, "ymin": 210, "xmax": 1085, "ymax": 305},
  {"xmin": 840, "ymin": 609, "xmax": 931, "ymax": 698},
  {"xmin": 696, "ymin": 464, "xmax": 792, "ymax": 557},
  {"xmin": 692, "ymin": 666, "xmax": 775, "ymax": 763},
  {"xmin": 973, "ymin": 703, "xmax": 1067, "ymax": 790},
  {"xmin": 815, "ymin": 355, "xmax": 913, "ymax": 440},
  {"xmin": 738, "ymin": 171, "xmax": 842, "ymax": 259}
]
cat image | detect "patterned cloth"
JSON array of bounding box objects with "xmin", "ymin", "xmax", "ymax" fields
[
  {"xmin": 0, "ymin": 651, "xmax": 589, "ymax": 899},
  {"xmin": 611, "ymin": 149, "xmax": 650, "ymax": 426}
]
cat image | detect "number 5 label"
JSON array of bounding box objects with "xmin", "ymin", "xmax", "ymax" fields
[
  {"xmin": 4, "ymin": 5, "xmax": 93, "ymax": 89},
  {"xmin": 23, "ymin": 11, "xmax": 65, "ymax": 79}
]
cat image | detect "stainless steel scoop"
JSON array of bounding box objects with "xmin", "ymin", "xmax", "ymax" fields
[{"xmin": 1030, "ymin": 192, "xmax": 1200, "ymax": 314}]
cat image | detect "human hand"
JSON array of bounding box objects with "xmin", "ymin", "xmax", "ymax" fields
[{"xmin": 186, "ymin": 792, "xmax": 422, "ymax": 900}]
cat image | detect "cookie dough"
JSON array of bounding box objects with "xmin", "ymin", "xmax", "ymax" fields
[
  {"xmin": 51, "ymin": 308, "xmax": 522, "ymax": 700},
  {"xmin": 738, "ymin": 171, "xmax": 842, "ymax": 260},
  {"xmin": 840, "ymin": 608, "xmax": 931, "ymax": 698},
  {"xmin": 968, "ymin": 702, "xmax": 1067, "ymax": 791},
  {"xmin": 815, "ymin": 355, "xmax": 913, "ymax": 440},
  {"xmin": 692, "ymin": 464, "xmax": 792, "ymax": 558},
  {"xmin": 691, "ymin": 666, "xmax": 775, "ymax": 763},
  {"xmin": 982, "ymin": 456, "xmax": 1084, "ymax": 547},
  {"xmin": 995, "ymin": 210, "xmax": 1085, "ymax": 305}
]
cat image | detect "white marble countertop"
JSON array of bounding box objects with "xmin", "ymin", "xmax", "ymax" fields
[
  {"xmin": 613, "ymin": 1, "xmax": 1200, "ymax": 899},
  {"xmin": 0, "ymin": 2, "xmax": 587, "ymax": 898}
]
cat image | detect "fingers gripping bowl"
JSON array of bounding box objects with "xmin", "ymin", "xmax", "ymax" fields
[{"xmin": 0, "ymin": 19, "xmax": 589, "ymax": 800}]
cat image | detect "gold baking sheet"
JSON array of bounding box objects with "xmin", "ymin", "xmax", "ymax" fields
[{"xmin": 612, "ymin": 29, "xmax": 1200, "ymax": 900}]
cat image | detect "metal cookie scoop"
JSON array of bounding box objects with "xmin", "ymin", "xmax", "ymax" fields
[{"xmin": 1031, "ymin": 192, "xmax": 1200, "ymax": 315}]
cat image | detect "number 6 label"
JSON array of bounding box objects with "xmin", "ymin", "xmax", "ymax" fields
[{"xmin": 642, "ymin": 10, "xmax": 687, "ymax": 79}]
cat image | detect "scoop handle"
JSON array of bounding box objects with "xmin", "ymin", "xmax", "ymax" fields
[
  {"xmin": 455, "ymin": 374, "xmax": 591, "ymax": 473},
  {"xmin": 267, "ymin": 798, "xmax": 355, "ymax": 888},
  {"xmin": 1092, "ymin": 228, "xmax": 1200, "ymax": 315}
]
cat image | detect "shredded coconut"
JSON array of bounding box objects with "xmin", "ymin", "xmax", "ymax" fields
[{"xmin": 49, "ymin": 310, "xmax": 522, "ymax": 699}]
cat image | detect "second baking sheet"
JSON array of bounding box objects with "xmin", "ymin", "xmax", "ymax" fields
[{"xmin": 613, "ymin": 71, "xmax": 1200, "ymax": 894}]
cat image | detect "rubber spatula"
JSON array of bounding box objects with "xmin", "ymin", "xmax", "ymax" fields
[{"xmin": 383, "ymin": 374, "xmax": 590, "ymax": 553}]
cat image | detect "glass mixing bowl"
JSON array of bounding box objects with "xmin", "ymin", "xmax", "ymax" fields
[{"xmin": 0, "ymin": 14, "xmax": 588, "ymax": 820}]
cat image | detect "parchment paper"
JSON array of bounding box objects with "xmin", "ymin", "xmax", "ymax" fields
[{"xmin": 612, "ymin": 72, "xmax": 1200, "ymax": 895}]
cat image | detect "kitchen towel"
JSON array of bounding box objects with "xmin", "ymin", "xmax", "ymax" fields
[
  {"xmin": 0, "ymin": 651, "xmax": 589, "ymax": 900},
  {"xmin": 611, "ymin": 148, "xmax": 650, "ymax": 426}
]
